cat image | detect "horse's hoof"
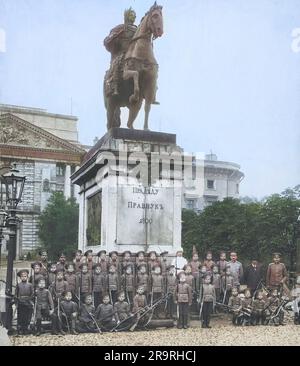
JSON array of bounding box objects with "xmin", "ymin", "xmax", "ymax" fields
[{"xmin": 144, "ymin": 128, "xmax": 150, "ymax": 131}]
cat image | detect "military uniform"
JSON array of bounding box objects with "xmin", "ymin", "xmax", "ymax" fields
[
  {"xmin": 241, "ymin": 297, "xmax": 253, "ymax": 325},
  {"xmin": 228, "ymin": 295, "xmax": 242, "ymax": 325},
  {"xmin": 201, "ymin": 283, "xmax": 216, "ymax": 328},
  {"xmin": 266, "ymin": 262, "xmax": 287, "ymax": 289},
  {"xmin": 151, "ymin": 271, "xmax": 164, "ymax": 318},
  {"xmin": 95, "ymin": 302, "xmax": 116, "ymax": 331},
  {"xmin": 35, "ymin": 286, "xmax": 57, "ymax": 335},
  {"xmin": 252, "ymin": 298, "xmax": 266, "ymax": 325},
  {"xmin": 212, "ymin": 273, "xmax": 221, "ymax": 302},
  {"xmin": 47, "ymin": 267, "xmax": 57, "ymax": 287},
  {"xmin": 78, "ymin": 302, "xmax": 97, "ymax": 333},
  {"xmin": 114, "ymin": 300, "xmax": 133, "ymax": 329},
  {"xmin": 77, "ymin": 270, "xmax": 92, "ymax": 298},
  {"xmin": 60, "ymin": 298, "xmax": 78, "ymax": 334},
  {"xmin": 203, "ymin": 259, "xmax": 215, "ymax": 277},
  {"xmin": 50, "ymin": 278, "xmax": 68, "ymax": 301},
  {"xmin": 221, "ymin": 273, "xmax": 234, "ymax": 304},
  {"xmin": 217, "ymin": 259, "xmax": 228, "ymax": 275},
  {"xmin": 108, "ymin": 271, "xmax": 120, "ymax": 304},
  {"xmin": 97, "ymin": 250, "xmax": 109, "ymax": 274},
  {"xmin": 166, "ymin": 270, "xmax": 177, "ymax": 319},
  {"xmin": 121, "ymin": 272, "xmax": 135, "ymax": 307},
  {"xmin": 64, "ymin": 270, "xmax": 78, "ymax": 296},
  {"xmin": 92, "ymin": 267, "xmax": 107, "ymax": 309},
  {"xmin": 132, "ymin": 292, "xmax": 148, "ymax": 328},
  {"xmin": 15, "ymin": 273, "xmax": 33, "ymax": 334},
  {"xmin": 176, "ymin": 281, "xmax": 192, "ymax": 329},
  {"xmin": 137, "ymin": 269, "xmax": 150, "ymax": 297},
  {"xmin": 228, "ymin": 261, "xmax": 243, "ymax": 288}
]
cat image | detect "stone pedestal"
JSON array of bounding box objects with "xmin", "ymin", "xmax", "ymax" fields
[{"xmin": 71, "ymin": 128, "xmax": 185, "ymax": 255}]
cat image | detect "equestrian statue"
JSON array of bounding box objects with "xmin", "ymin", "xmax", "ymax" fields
[{"xmin": 103, "ymin": 2, "xmax": 164, "ymax": 131}]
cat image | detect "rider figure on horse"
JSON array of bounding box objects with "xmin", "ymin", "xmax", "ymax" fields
[{"xmin": 104, "ymin": 7, "xmax": 137, "ymax": 97}]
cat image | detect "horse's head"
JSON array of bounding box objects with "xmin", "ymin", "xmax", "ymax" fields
[{"xmin": 147, "ymin": 2, "xmax": 163, "ymax": 39}]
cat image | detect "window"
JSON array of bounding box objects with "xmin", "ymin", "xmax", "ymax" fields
[
  {"xmin": 56, "ymin": 164, "xmax": 65, "ymax": 176},
  {"xmin": 186, "ymin": 199, "xmax": 195, "ymax": 210},
  {"xmin": 43, "ymin": 179, "xmax": 50, "ymax": 192},
  {"xmin": 207, "ymin": 179, "xmax": 215, "ymax": 190}
]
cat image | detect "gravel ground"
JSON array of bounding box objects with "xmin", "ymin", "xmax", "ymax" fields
[{"xmin": 10, "ymin": 320, "xmax": 300, "ymax": 346}]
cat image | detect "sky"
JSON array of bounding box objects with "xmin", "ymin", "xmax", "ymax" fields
[{"xmin": 0, "ymin": 0, "xmax": 299, "ymax": 199}]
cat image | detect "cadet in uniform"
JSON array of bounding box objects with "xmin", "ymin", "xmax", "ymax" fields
[
  {"xmin": 137, "ymin": 264, "xmax": 150, "ymax": 299},
  {"xmin": 121, "ymin": 264, "xmax": 135, "ymax": 308},
  {"xmin": 77, "ymin": 263, "xmax": 92, "ymax": 301},
  {"xmin": 108, "ymin": 264, "xmax": 120, "ymax": 304},
  {"xmin": 114, "ymin": 291, "xmax": 133, "ymax": 330},
  {"xmin": 34, "ymin": 278, "xmax": 58, "ymax": 336},
  {"xmin": 73, "ymin": 250, "xmax": 83, "ymax": 274},
  {"xmin": 15, "ymin": 269, "xmax": 33, "ymax": 335},
  {"xmin": 165, "ymin": 265, "xmax": 177, "ymax": 319},
  {"xmin": 252, "ymin": 291, "xmax": 266, "ymax": 325},
  {"xmin": 84, "ymin": 250, "xmax": 94, "ymax": 273},
  {"xmin": 60, "ymin": 290, "xmax": 78, "ymax": 334},
  {"xmin": 160, "ymin": 251, "xmax": 169, "ymax": 279},
  {"xmin": 136, "ymin": 251, "xmax": 148, "ymax": 274},
  {"xmin": 50, "ymin": 270, "xmax": 68, "ymax": 302},
  {"xmin": 266, "ymin": 253, "xmax": 288, "ymax": 292},
  {"xmin": 95, "ymin": 294, "xmax": 116, "ymax": 331},
  {"xmin": 228, "ymin": 287, "xmax": 242, "ymax": 325},
  {"xmin": 175, "ymin": 272, "xmax": 192, "ymax": 329},
  {"xmin": 30, "ymin": 262, "xmax": 45, "ymax": 291},
  {"xmin": 151, "ymin": 264, "xmax": 164, "ymax": 318},
  {"xmin": 64, "ymin": 263, "xmax": 78, "ymax": 299},
  {"xmin": 201, "ymin": 275, "xmax": 216, "ymax": 328},
  {"xmin": 97, "ymin": 250, "xmax": 108, "ymax": 273},
  {"xmin": 92, "ymin": 263, "xmax": 107, "ymax": 309},
  {"xmin": 56, "ymin": 253, "xmax": 67, "ymax": 273},
  {"xmin": 212, "ymin": 265, "xmax": 221, "ymax": 303},
  {"xmin": 48, "ymin": 263, "xmax": 57, "ymax": 287},
  {"xmin": 203, "ymin": 251, "xmax": 215, "ymax": 277},
  {"xmin": 77, "ymin": 294, "xmax": 97, "ymax": 333}
]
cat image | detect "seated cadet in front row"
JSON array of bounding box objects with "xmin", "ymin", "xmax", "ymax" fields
[
  {"xmin": 114, "ymin": 291, "xmax": 133, "ymax": 330},
  {"xmin": 132, "ymin": 285, "xmax": 148, "ymax": 328},
  {"xmin": 16, "ymin": 269, "xmax": 33, "ymax": 335},
  {"xmin": 252, "ymin": 291, "xmax": 266, "ymax": 325},
  {"xmin": 95, "ymin": 294, "xmax": 117, "ymax": 331},
  {"xmin": 240, "ymin": 288, "xmax": 253, "ymax": 326},
  {"xmin": 175, "ymin": 272, "xmax": 192, "ymax": 329},
  {"xmin": 228, "ymin": 287, "xmax": 242, "ymax": 325},
  {"xmin": 59, "ymin": 290, "xmax": 78, "ymax": 335},
  {"xmin": 77, "ymin": 294, "xmax": 97, "ymax": 333}
]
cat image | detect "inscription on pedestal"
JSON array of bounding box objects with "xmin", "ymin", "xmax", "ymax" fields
[{"xmin": 116, "ymin": 186, "xmax": 174, "ymax": 246}]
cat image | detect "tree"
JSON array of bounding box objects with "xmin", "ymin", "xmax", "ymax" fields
[
  {"xmin": 182, "ymin": 187, "xmax": 300, "ymax": 269},
  {"xmin": 38, "ymin": 192, "xmax": 79, "ymax": 260}
]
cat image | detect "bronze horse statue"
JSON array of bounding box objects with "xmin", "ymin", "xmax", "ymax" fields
[{"xmin": 104, "ymin": 3, "xmax": 164, "ymax": 131}]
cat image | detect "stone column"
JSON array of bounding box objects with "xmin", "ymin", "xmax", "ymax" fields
[
  {"xmin": 74, "ymin": 166, "xmax": 80, "ymax": 202},
  {"xmin": 64, "ymin": 165, "xmax": 71, "ymax": 199}
]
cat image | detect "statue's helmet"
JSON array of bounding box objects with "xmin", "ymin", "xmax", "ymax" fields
[{"xmin": 124, "ymin": 7, "xmax": 136, "ymax": 23}]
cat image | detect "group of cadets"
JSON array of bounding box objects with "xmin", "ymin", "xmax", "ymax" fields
[{"xmin": 14, "ymin": 248, "xmax": 300, "ymax": 335}]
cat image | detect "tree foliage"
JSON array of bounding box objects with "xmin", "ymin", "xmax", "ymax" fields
[
  {"xmin": 38, "ymin": 192, "xmax": 79, "ymax": 260},
  {"xmin": 182, "ymin": 186, "xmax": 300, "ymax": 269}
]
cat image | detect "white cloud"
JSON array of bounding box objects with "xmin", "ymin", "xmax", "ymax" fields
[{"xmin": 0, "ymin": 28, "xmax": 6, "ymax": 53}]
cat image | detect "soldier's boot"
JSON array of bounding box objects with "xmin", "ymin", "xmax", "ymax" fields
[
  {"xmin": 71, "ymin": 319, "xmax": 78, "ymax": 335},
  {"xmin": 36, "ymin": 319, "xmax": 42, "ymax": 336},
  {"xmin": 177, "ymin": 312, "xmax": 183, "ymax": 329}
]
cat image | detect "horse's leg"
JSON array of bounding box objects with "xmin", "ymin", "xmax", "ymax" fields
[
  {"xmin": 106, "ymin": 98, "xmax": 117, "ymax": 130},
  {"xmin": 127, "ymin": 98, "xmax": 143, "ymax": 129},
  {"xmin": 124, "ymin": 69, "xmax": 140, "ymax": 103},
  {"xmin": 143, "ymin": 75, "xmax": 156, "ymax": 131}
]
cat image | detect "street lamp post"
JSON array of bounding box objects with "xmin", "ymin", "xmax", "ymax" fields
[
  {"xmin": 0, "ymin": 209, "xmax": 8, "ymax": 268},
  {"xmin": 1, "ymin": 164, "xmax": 25, "ymax": 333}
]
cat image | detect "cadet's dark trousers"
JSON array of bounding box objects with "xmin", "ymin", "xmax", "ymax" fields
[
  {"xmin": 93, "ymin": 292, "xmax": 103, "ymax": 309},
  {"xmin": 202, "ymin": 301, "xmax": 213, "ymax": 327},
  {"xmin": 109, "ymin": 290, "xmax": 118, "ymax": 304},
  {"xmin": 167, "ymin": 294, "xmax": 176, "ymax": 319},
  {"xmin": 153, "ymin": 292, "xmax": 163, "ymax": 318},
  {"xmin": 17, "ymin": 303, "xmax": 32, "ymax": 332},
  {"xmin": 294, "ymin": 312, "xmax": 300, "ymax": 325},
  {"xmin": 177, "ymin": 302, "xmax": 189, "ymax": 328}
]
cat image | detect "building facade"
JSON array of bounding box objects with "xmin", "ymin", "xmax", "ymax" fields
[
  {"xmin": 182, "ymin": 153, "xmax": 244, "ymax": 212},
  {"xmin": 0, "ymin": 104, "xmax": 85, "ymax": 256}
]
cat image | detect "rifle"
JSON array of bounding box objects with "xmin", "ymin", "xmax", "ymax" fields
[
  {"xmin": 216, "ymin": 302, "xmax": 251, "ymax": 318},
  {"xmin": 31, "ymin": 292, "xmax": 38, "ymax": 332},
  {"xmin": 82, "ymin": 303, "xmax": 102, "ymax": 334},
  {"xmin": 130, "ymin": 293, "xmax": 171, "ymax": 332}
]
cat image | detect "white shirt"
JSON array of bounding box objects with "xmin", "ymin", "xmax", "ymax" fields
[{"xmin": 171, "ymin": 256, "xmax": 188, "ymax": 272}]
